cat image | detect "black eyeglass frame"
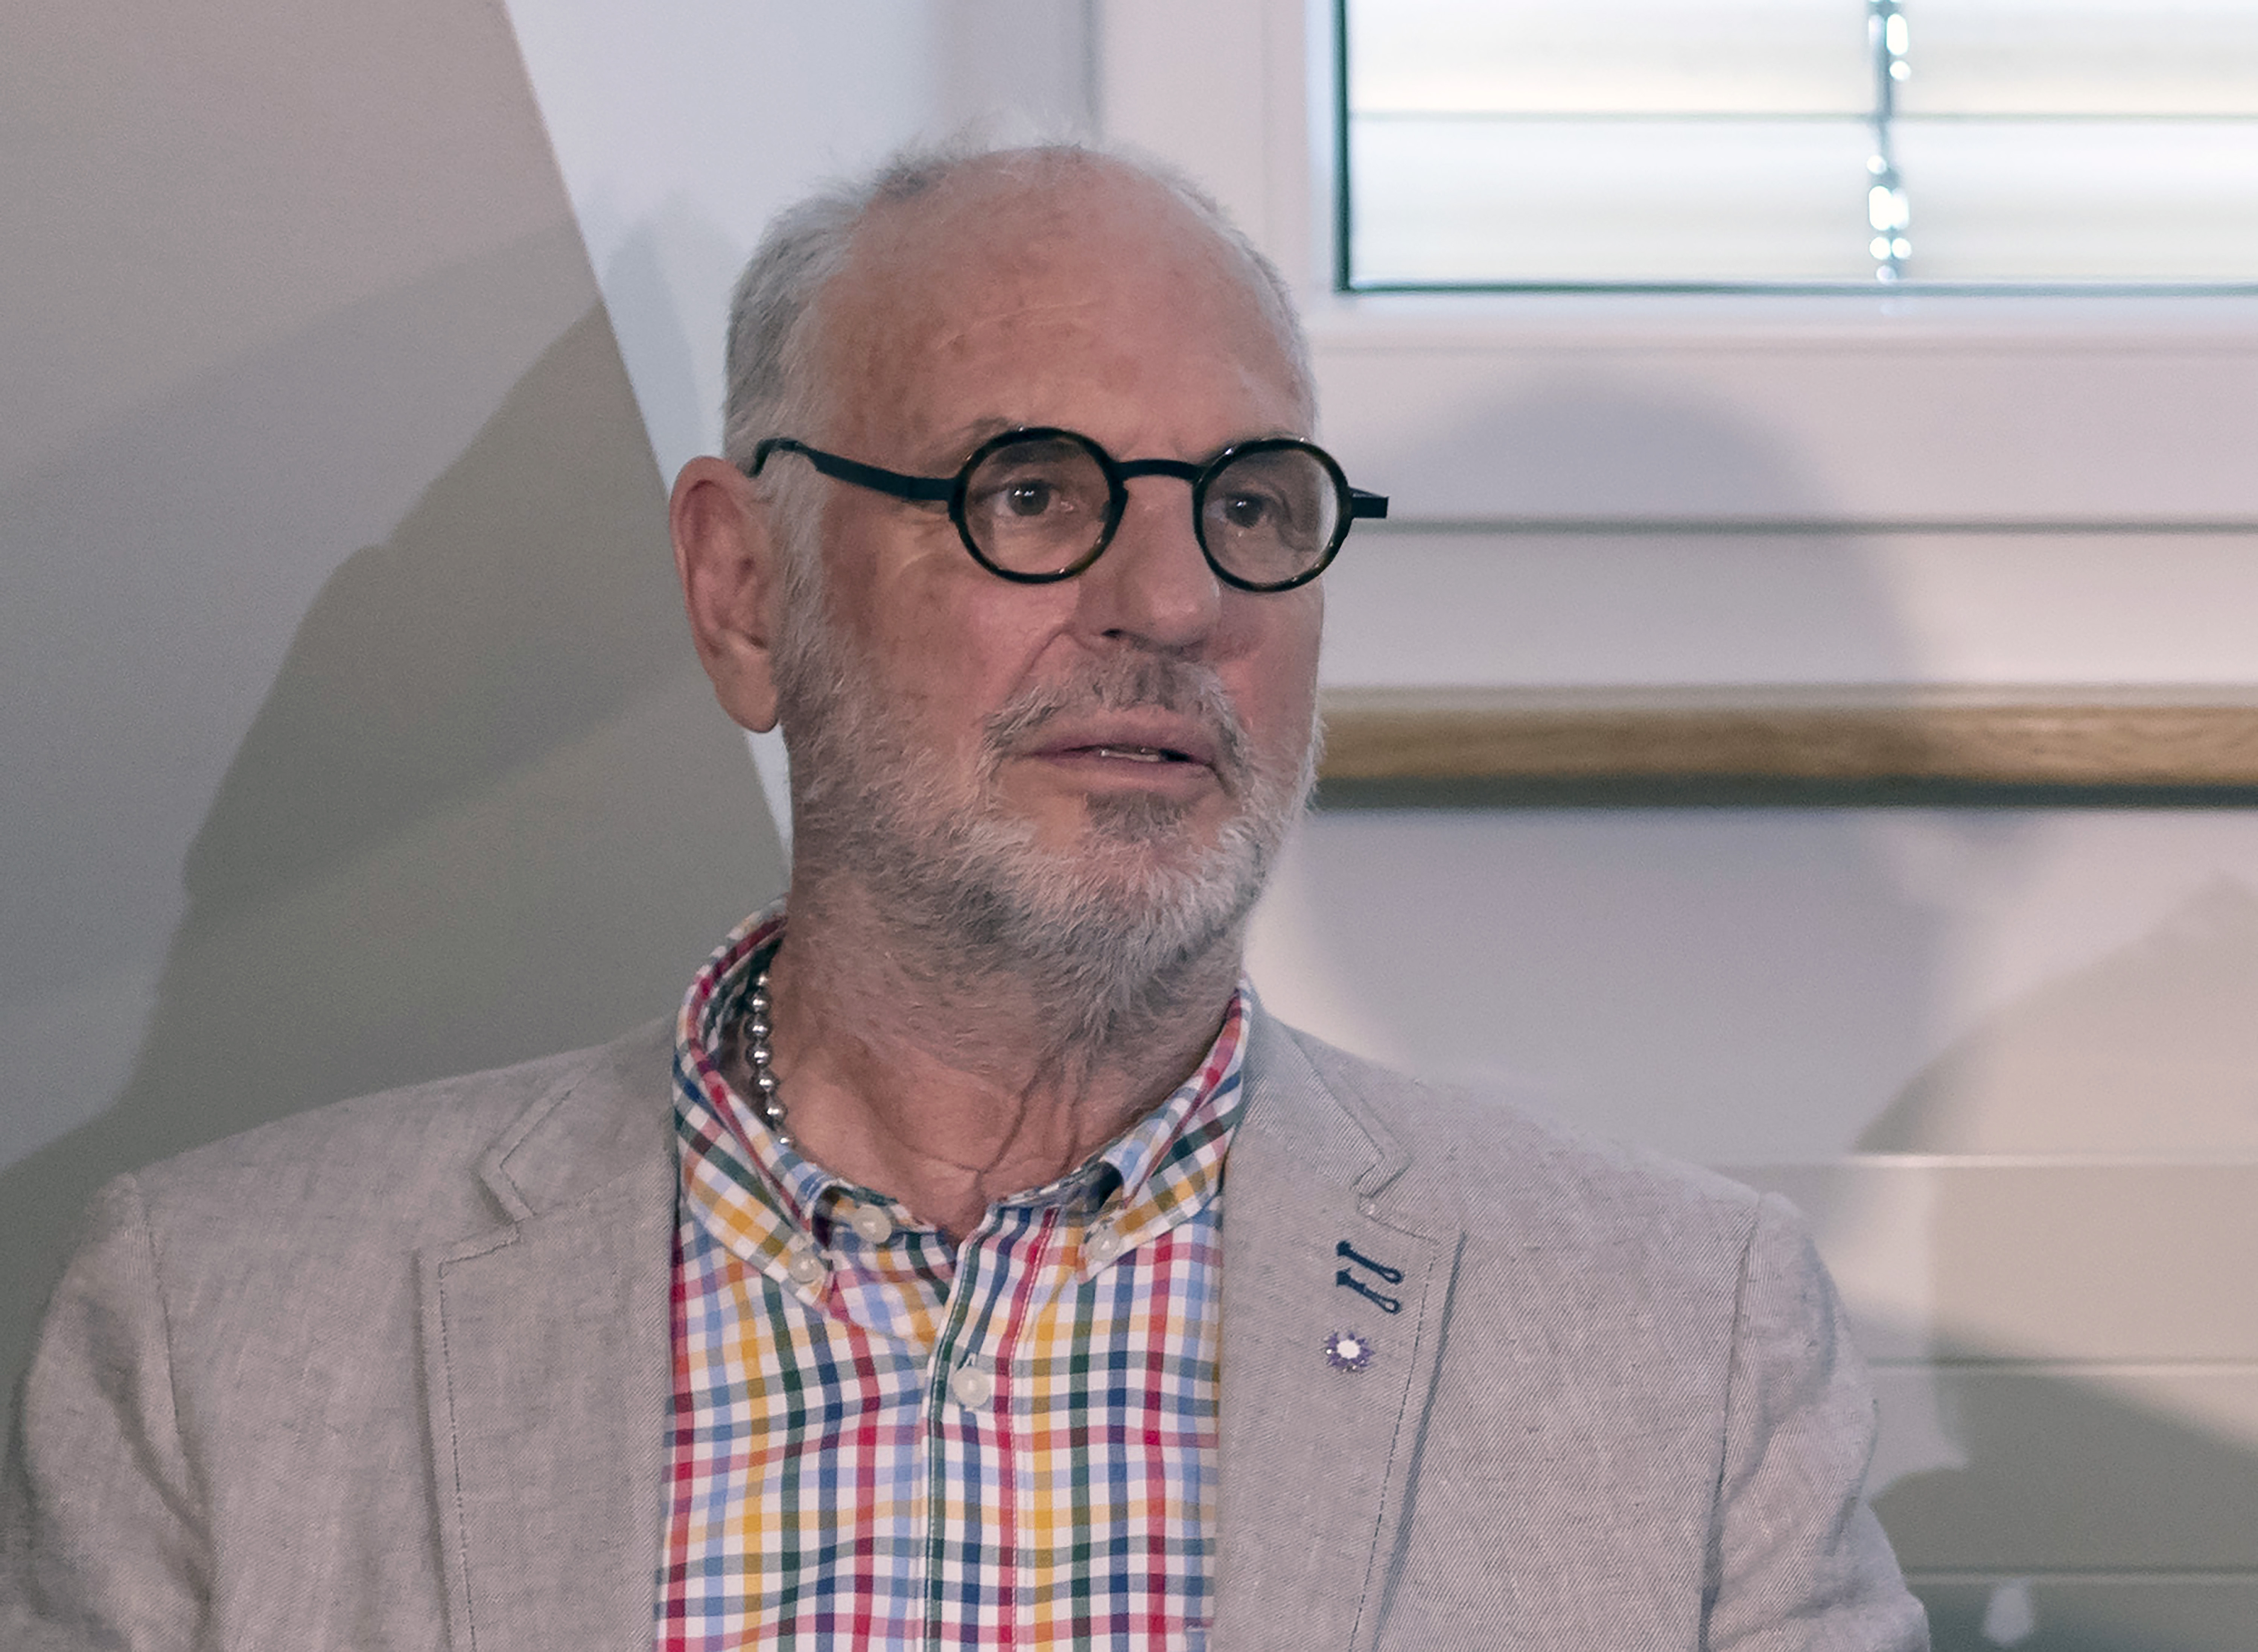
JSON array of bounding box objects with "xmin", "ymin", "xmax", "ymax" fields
[{"xmin": 748, "ymin": 426, "xmax": 1388, "ymax": 592}]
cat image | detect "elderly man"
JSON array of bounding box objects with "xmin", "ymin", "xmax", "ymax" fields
[{"xmin": 4, "ymin": 144, "xmax": 1925, "ymax": 1650}]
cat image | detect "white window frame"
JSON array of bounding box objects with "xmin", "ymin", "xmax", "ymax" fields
[{"xmin": 1097, "ymin": 0, "xmax": 2258, "ymax": 546}]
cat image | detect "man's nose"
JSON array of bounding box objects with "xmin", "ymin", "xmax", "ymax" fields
[{"xmin": 1071, "ymin": 476, "xmax": 1223, "ymax": 650}]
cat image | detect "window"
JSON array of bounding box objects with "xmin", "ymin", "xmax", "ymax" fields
[{"xmin": 1342, "ymin": 0, "xmax": 2258, "ymax": 290}]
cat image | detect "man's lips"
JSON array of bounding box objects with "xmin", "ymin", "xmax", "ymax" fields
[
  {"xmin": 1079, "ymin": 745, "xmax": 1185, "ymax": 764},
  {"xmin": 1021, "ymin": 717, "xmax": 1223, "ymax": 775}
]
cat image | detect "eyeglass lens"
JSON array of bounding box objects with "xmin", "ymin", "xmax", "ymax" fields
[
  {"xmin": 962, "ymin": 434, "xmax": 1342, "ymax": 587},
  {"xmin": 962, "ymin": 435, "xmax": 1115, "ymax": 578},
  {"xmin": 1200, "ymin": 445, "xmax": 1341, "ymax": 589}
]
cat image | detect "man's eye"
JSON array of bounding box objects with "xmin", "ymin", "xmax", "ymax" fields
[
  {"xmin": 1002, "ymin": 479, "xmax": 1059, "ymax": 517},
  {"xmin": 1218, "ymin": 491, "xmax": 1279, "ymax": 530}
]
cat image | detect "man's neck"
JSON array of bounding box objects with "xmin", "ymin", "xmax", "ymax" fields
[{"xmin": 747, "ymin": 882, "xmax": 1243, "ymax": 1242}]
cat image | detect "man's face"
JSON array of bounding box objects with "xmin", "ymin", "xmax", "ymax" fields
[{"xmin": 771, "ymin": 163, "xmax": 1323, "ymax": 995}]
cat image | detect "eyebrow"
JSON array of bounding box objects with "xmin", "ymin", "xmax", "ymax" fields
[
  {"xmin": 924, "ymin": 419, "xmax": 1313, "ymax": 470},
  {"xmin": 925, "ymin": 417, "xmax": 1019, "ymax": 468}
]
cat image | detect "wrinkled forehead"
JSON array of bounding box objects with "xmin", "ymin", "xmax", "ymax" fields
[{"xmin": 803, "ymin": 156, "xmax": 1310, "ymax": 441}]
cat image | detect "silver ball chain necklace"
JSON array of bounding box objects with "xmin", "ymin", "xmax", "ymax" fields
[{"xmin": 744, "ymin": 967, "xmax": 790, "ymax": 1147}]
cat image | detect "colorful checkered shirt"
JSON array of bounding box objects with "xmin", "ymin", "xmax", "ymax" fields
[{"xmin": 655, "ymin": 911, "xmax": 1249, "ymax": 1650}]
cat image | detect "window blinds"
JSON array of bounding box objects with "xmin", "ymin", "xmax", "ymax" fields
[{"xmin": 1342, "ymin": 0, "xmax": 2258, "ymax": 288}]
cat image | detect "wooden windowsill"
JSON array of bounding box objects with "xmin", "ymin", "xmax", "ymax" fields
[{"xmin": 1318, "ymin": 686, "xmax": 2258, "ymax": 789}]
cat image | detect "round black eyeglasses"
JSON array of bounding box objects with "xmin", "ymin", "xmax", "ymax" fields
[{"xmin": 748, "ymin": 426, "xmax": 1388, "ymax": 593}]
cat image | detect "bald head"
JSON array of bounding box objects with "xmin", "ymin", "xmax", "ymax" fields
[{"xmin": 719, "ymin": 143, "xmax": 1313, "ymax": 472}]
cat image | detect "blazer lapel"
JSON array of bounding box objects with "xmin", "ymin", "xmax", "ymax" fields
[
  {"xmin": 418, "ymin": 1036, "xmax": 677, "ymax": 1652},
  {"xmin": 1211, "ymin": 1019, "xmax": 1462, "ymax": 1652}
]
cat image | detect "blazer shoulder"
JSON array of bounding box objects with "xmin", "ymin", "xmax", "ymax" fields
[
  {"xmin": 124, "ymin": 1016, "xmax": 675, "ymax": 1249},
  {"xmin": 1268, "ymin": 1020, "xmax": 1767, "ymax": 1241}
]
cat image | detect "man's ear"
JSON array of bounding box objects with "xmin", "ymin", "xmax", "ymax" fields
[{"xmin": 671, "ymin": 455, "xmax": 785, "ymax": 733}]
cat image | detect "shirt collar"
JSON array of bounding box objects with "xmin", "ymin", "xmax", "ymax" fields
[{"xmin": 672, "ymin": 907, "xmax": 1252, "ymax": 1272}]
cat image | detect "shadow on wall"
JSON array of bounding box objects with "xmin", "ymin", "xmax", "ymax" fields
[
  {"xmin": 1862, "ymin": 873, "xmax": 2258, "ymax": 1157},
  {"xmin": 1882, "ymin": 1365, "xmax": 2258, "ymax": 1652},
  {"xmin": 1744, "ymin": 876, "xmax": 2258, "ymax": 1650},
  {"xmin": 1919, "ymin": 1603, "xmax": 2242, "ymax": 1652},
  {"xmin": 1884, "ymin": 876, "xmax": 2258, "ymax": 1652},
  {"xmin": 0, "ymin": 306, "xmax": 782, "ymax": 1434}
]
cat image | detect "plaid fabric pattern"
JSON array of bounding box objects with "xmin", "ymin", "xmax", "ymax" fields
[{"xmin": 656, "ymin": 910, "xmax": 1247, "ymax": 1650}]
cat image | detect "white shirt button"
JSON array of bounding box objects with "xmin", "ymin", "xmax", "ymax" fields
[
  {"xmin": 948, "ymin": 1365, "xmax": 993, "ymax": 1409},
  {"xmin": 785, "ymin": 1250, "xmax": 826, "ymax": 1287},
  {"xmin": 845, "ymin": 1202, "xmax": 894, "ymax": 1244},
  {"xmin": 1086, "ymin": 1224, "xmax": 1124, "ymax": 1265}
]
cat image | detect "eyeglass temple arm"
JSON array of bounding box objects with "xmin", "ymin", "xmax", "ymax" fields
[
  {"xmin": 1350, "ymin": 489, "xmax": 1389, "ymax": 520},
  {"xmin": 748, "ymin": 438, "xmax": 954, "ymax": 502}
]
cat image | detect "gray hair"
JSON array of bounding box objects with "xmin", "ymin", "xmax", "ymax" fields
[{"xmin": 717, "ymin": 137, "xmax": 1315, "ymax": 475}]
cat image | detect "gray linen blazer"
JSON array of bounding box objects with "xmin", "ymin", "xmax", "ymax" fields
[{"xmin": 3, "ymin": 1013, "xmax": 1924, "ymax": 1651}]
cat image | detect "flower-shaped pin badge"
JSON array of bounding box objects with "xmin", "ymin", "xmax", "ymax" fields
[{"xmin": 1324, "ymin": 1329, "xmax": 1374, "ymax": 1372}]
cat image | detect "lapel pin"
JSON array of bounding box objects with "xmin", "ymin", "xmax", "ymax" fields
[
  {"xmin": 1324, "ymin": 1330, "xmax": 1375, "ymax": 1372},
  {"xmin": 1335, "ymin": 1238, "xmax": 1404, "ymax": 1314},
  {"xmin": 1335, "ymin": 1240, "xmax": 1404, "ymax": 1283}
]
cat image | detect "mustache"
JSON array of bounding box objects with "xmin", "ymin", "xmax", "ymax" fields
[{"xmin": 980, "ymin": 656, "xmax": 1255, "ymax": 789}]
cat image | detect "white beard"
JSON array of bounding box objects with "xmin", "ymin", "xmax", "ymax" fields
[{"xmin": 771, "ymin": 589, "xmax": 1317, "ymax": 1047}]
